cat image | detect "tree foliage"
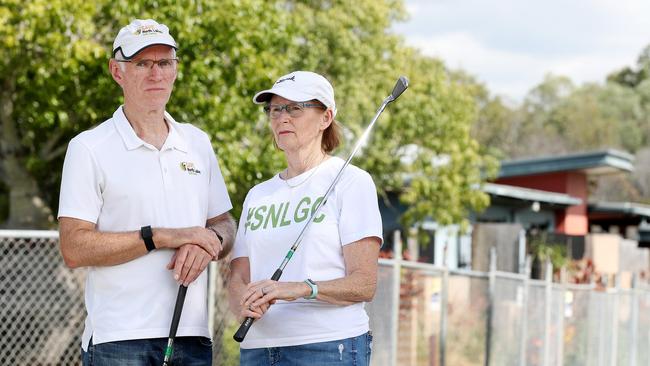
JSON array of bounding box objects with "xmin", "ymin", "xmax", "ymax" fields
[{"xmin": 1, "ymin": 0, "xmax": 494, "ymax": 229}]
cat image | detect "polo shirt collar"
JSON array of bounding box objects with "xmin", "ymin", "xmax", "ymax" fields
[
  {"xmin": 162, "ymin": 111, "xmax": 189, "ymax": 153},
  {"xmin": 112, "ymin": 106, "xmax": 189, "ymax": 153}
]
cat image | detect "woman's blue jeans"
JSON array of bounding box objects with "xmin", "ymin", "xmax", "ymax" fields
[{"xmin": 240, "ymin": 331, "xmax": 372, "ymax": 366}]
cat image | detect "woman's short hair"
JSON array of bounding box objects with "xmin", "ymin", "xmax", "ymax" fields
[{"xmin": 322, "ymin": 119, "xmax": 341, "ymax": 153}]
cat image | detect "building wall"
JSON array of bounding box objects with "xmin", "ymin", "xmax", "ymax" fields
[{"xmin": 496, "ymin": 171, "xmax": 588, "ymax": 235}]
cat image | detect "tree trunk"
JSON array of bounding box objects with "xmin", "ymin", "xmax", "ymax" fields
[{"xmin": 0, "ymin": 76, "xmax": 53, "ymax": 229}]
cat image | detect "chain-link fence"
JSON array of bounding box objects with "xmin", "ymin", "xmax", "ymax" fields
[
  {"xmin": 3, "ymin": 230, "xmax": 650, "ymax": 365},
  {"xmin": 0, "ymin": 230, "xmax": 241, "ymax": 366},
  {"xmin": 374, "ymin": 240, "xmax": 650, "ymax": 366}
]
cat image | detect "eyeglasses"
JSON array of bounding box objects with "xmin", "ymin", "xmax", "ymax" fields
[
  {"xmin": 116, "ymin": 58, "xmax": 179, "ymax": 73},
  {"xmin": 264, "ymin": 102, "xmax": 326, "ymax": 119}
]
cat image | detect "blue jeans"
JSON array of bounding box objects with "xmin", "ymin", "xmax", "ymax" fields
[
  {"xmin": 240, "ymin": 332, "xmax": 372, "ymax": 366},
  {"xmin": 81, "ymin": 336, "xmax": 212, "ymax": 365}
]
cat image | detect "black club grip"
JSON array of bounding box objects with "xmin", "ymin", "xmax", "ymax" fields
[{"xmin": 233, "ymin": 268, "xmax": 283, "ymax": 342}]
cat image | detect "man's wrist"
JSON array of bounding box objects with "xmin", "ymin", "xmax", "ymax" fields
[{"xmin": 208, "ymin": 227, "xmax": 223, "ymax": 245}]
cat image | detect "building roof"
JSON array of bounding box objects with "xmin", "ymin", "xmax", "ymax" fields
[
  {"xmin": 483, "ymin": 183, "xmax": 582, "ymax": 206},
  {"xmin": 588, "ymin": 201, "xmax": 650, "ymax": 219},
  {"xmin": 498, "ymin": 149, "xmax": 634, "ymax": 178}
]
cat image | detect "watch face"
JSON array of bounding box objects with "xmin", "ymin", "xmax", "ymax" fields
[{"xmin": 141, "ymin": 225, "xmax": 153, "ymax": 238}]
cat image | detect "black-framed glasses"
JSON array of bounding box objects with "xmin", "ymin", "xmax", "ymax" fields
[
  {"xmin": 116, "ymin": 58, "xmax": 179, "ymax": 72},
  {"xmin": 264, "ymin": 102, "xmax": 326, "ymax": 119}
]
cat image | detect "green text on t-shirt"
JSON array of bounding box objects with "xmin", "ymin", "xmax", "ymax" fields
[{"xmin": 245, "ymin": 196, "xmax": 326, "ymax": 232}]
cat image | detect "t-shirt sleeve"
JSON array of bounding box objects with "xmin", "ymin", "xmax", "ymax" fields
[
  {"xmin": 207, "ymin": 143, "xmax": 233, "ymax": 218},
  {"xmin": 337, "ymin": 170, "xmax": 383, "ymax": 246},
  {"xmin": 232, "ymin": 195, "xmax": 251, "ymax": 259},
  {"xmin": 57, "ymin": 138, "xmax": 103, "ymax": 223}
]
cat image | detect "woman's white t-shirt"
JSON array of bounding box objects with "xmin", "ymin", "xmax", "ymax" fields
[{"xmin": 232, "ymin": 156, "xmax": 383, "ymax": 349}]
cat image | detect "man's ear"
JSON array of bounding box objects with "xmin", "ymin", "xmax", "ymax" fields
[{"xmin": 109, "ymin": 59, "xmax": 125, "ymax": 86}]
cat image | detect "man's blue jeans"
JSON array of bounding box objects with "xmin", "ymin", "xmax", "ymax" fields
[
  {"xmin": 240, "ymin": 332, "xmax": 372, "ymax": 366},
  {"xmin": 81, "ymin": 336, "xmax": 212, "ymax": 365}
]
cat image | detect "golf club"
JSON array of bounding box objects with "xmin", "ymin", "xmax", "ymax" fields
[
  {"xmin": 233, "ymin": 75, "xmax": 409, "ymax": 343},
  {"xmin": 162, "ymin": 284, "xmax": 188, "ymax": 366}
]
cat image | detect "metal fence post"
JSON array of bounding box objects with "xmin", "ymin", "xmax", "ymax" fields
[
  {"xmin": 556, "ymin": 267, "xmax": 566, "ymax": 366},
  {"xmin": 391, "ymin": 230, "xmax": 403, "ymax": 366},
  {"xmin": 597, "ymin": 282, "xmax": 605, "ymax": 366},
  {"xmin": 208, "ymin": 261, "xmax": 218, "ymax": 335},
  {"xmin": 586, "ymin": 276, "xmax": 596, "ymax": 366},
  {"xmin": 440, "ymin": 258, "xmax": 449, "ymax": 366},
  {"xmin": 629, "ymin": 273, "xmax": 638, "ymax": 366},
  {"xmin": 485, "ymin": 247, "xmax": 496, "ymax": 366},
  {"xmin": 519, "ymin": 256, "xmax": 531, "ymax": 366},
  {"xmin": 542, "ymin": 260, "xmax": 552, "ymax": 366},
  {"xmin": 610, "ymin": 273, "xmax": 620, "ymax": 366}
]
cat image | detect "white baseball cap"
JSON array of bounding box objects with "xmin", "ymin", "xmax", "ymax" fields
[
  {"xmin": 253, "ymin": 71, "xmax": 337, "ymax": 117},
  {"xmin": 112, "ymin": 19, "xmax": 177, "ymax": 59}
]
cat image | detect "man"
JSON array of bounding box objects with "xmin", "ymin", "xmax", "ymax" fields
[{"xmin": 58, "ymin": 19, "xmax": 235, "ymax": 365}]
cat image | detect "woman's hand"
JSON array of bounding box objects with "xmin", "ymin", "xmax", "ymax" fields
[
  {"xmin": 238, "ymin": 301, "xmax": 271, "ymax": 322},
  {"xmin": 240, "ymin": 280, "xmax": 310, "ymax": 315}
]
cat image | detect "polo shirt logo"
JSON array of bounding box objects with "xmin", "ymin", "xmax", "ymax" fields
[{"xmin": 180, "ymin": 162, "xmax": 201, "ymax": 175}]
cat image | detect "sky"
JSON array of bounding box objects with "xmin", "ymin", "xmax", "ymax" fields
[{"xmin": 392, "ymin": 0, "xmax": 650, "ymax": 102}]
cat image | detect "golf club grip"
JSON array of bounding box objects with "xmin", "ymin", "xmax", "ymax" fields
[
  {"xmin": 169, "ymin": 285, "xmax": 188, "ymax": 337},
  {"xmin": 234, "ymin": 316, "xmax": 254, "ymax": 342},
  {"xmin": 233, "ymin": 268, "xmax": 283, "ymax": 342}
]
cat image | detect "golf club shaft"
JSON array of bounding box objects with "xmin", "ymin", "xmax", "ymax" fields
[
  {"xmin": 162, "ymin": 284, "xmax": 188, "ymax": 366},
  {"xmin": 233, "ymin": 76, "xmax": 409, "ymax": 343}
]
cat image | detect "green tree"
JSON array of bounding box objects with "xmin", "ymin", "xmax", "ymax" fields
[
  {"xmin": 1, "ymin": 0, "xmax": 494, "ymax": 230},
  {"xmin": 608, "ymin": 44, "xmax": 650, "ymax": 88},
  {"xmin": 1, "ymin": 0, "xmax": 112, "ymax": 228}
]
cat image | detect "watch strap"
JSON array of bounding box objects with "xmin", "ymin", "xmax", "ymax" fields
[
  {"xmin": 303, "ymin": 278, "xmax": 318, "ymax": 300},
  {"xmin": 140, "ymin": 225, "xmax": 156, "ymax": 252}
]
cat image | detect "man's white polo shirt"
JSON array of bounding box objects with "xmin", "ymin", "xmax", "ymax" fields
[{"xmin": 58, "ymin": 106, "xmax": 232, "ymax": 350}]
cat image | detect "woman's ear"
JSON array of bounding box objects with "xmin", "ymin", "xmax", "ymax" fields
[{"xmin": 320, "ymin": 109, "xmax": 334, "ymax": 131}]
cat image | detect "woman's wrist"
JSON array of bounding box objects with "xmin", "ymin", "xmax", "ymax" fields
[{"xmin": 299, "ymin": 281, "xmax": 312, "ymax": 298}]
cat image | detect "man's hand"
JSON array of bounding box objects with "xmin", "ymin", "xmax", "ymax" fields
[
  {"xmin": 158, "ymin": 226, "xmax": 221, "ymax": 258},
  {"xmin": 166, "ymin": 243, "xmax": 218, "ymax": 286}
]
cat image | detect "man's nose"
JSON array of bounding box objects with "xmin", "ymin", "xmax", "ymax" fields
[{"xmin": 149, "ymin": 62, "xmax": 164, "ymax": 78}]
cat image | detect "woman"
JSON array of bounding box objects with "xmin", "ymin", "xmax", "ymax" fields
[{"xmin": 228, "ymin": 71, "xmax": 383, "ymax": 365}]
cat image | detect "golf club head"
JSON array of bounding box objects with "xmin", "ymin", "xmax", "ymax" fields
[{"xmin": 389, "ymin": 76, "xmax": 409, "ymax": 102}]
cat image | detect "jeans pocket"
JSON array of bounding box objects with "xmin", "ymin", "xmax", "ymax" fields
[{"xmin": 198, "ymin": 337, "xmax": 213, "ymax": 347}]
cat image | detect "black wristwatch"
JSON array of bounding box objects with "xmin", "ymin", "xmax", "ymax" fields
[{"xmin": 140, "ymin": 225, "xmax": 156, "ymax": 252}]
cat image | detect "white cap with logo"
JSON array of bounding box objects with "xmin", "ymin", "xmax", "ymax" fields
[
  {"xmin": 253, "ymin": 71, "xmax": 337, "ymax": 117},
  {"xmin": 112, "ymin": 19, "xmax": 177, "ymax": 59}
]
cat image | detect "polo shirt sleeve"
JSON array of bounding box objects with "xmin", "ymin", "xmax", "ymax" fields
[
  {"xmin": 57, "ymin": 137, "xmax": 103, "ymax": 223},
  {"xmin": 337, "ymin": 170, "xmax": 383, "ymax": 246},
  {"xmin": 207, "ymin": 148, "xmax": 233, "ymax": 218}
]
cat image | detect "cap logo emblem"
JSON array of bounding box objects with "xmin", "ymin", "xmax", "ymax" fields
[
  {"xmin": 275, "ymin": 76, "xmax": 295, "ymax": 84},
  {"xmin": 133, "ymin": 25, "xmax": 163, "ymax": 36}
]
